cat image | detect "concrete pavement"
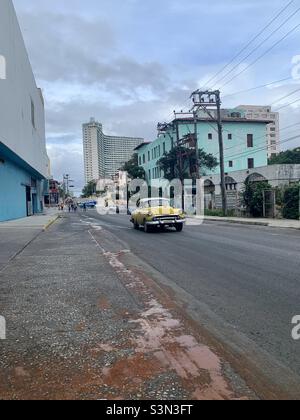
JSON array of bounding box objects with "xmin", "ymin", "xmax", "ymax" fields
[
  {"xmin": 1, "ymin": 210, "xmax": 300, "ymax": 399},
  {"xmin": 83, "ymin": 211, "xmax": 300, "ymax": 399},
  {"xmin": 0, "ymin": 214, "xmax": 254, "ymax": 400},
  {"xmin": 195, "ymin": 216, "xmax": 300, "ymax": 229},
  {"xmin": 0, "ymin": 209, "xmax": 59, "ymax": 272}
]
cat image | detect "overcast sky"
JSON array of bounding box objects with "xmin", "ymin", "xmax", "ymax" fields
[{"xmin": 13, "ymin": 0, "xmax": 300, "ymax": 194}]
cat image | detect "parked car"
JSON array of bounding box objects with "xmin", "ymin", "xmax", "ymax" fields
[
  {"xmin": 79, "ymin": 200, "xmax": 97, "ymax": 209},
  {"xmin": 130, "ymin": 198, "xmax": 186, "ymax": 233}
]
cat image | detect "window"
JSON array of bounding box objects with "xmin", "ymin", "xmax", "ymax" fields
[
  {"xmin": 248, "ymin": 158, "xmax": 254, "ymax": 169},
  {"xmin": 228, "ymin": 134, "xmax": 232, "ymax": 140},
  {"xmin": 31, "ymin": 98, "xmax": 35, "ymax": 128},
  {"xmin": 139, "ymin": 156, "xmax": 142, "ymax": 166},
  {"xmin": 163, "ymin": 142, "xmax": 166, "ymax": 154},
  {"xmin": 247, "ymin": 134, "xmax": 254, "ymax": 148},
  {"xmin": 143, "ymin": 154, "xmax": 146, "ymax": 164},
  {"xmin": 229, "ymin": 161, "xmax": 233, "ymax": 168},
  {"xmin": 148, "ymin": 170, "xmax": 151, "ymax": 179},
  {"xmin": 158, "ymin": 145, "xmax": 161, "ymax": 157},
  {"xmin": 148, "ymin": 151, "xmax": 151, "ymax": 161},
  {"xmin": 208, "ymin": 133, "xmax": 213, "ymax": 140}
]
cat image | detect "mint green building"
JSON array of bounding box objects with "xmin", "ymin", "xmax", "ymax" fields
[{"xmin": 135, "ymin": 110, "xmax": 270, "ymax": 183}]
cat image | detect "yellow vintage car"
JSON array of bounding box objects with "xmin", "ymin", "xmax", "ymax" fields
[{"xmin": 130, "ymin": 198, "xmax": 186, "ymax": 233}]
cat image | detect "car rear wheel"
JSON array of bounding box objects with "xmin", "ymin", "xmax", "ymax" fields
[{"xmin": 175, "ymin": 224, "xmax": 183, "ymax": 232}]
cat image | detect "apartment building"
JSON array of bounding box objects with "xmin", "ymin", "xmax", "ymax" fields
[
  {"xmin": 83, "ymin": 118, "xmax": 143, "ymax": 183},
  {"xmin": 136, "ymin": 109, "xmax": 271, "ymax": 184}
]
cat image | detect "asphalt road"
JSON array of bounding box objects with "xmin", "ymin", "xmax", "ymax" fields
[{"xmin": 82, "ymin": 210, "xmax": 300, "ymax": 388}]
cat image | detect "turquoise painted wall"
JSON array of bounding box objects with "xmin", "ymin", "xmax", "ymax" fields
[
  {"xmin": 0, "ymin": 157, "xmax": 44, "ymax": 222},
  {"xmin": 138, "ymin": 120, "xmax": 268, "ymax": 182}
]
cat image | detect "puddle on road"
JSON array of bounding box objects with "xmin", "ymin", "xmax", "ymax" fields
[{"xmin": 129, "ymin": 299, "xmax": 234, "ymax": 400}]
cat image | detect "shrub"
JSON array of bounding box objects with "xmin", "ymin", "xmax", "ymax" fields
[
  {"xmin": 242, "ymin": 180, "xmax": 272, "ymax": 218},
  {"xmin": 282, "ymin": 185, "xmax": 299, "ymax": 220},
  {"xmin": 204, "ymin": 209, "xmax": 235, "ymax": 217}
]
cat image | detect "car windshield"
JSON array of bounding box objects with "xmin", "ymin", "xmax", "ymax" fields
[{"xmin": 142, "ymin": 199, "xmax": 170, "ymax": 208}]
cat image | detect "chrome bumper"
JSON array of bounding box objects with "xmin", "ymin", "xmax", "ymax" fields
[{"xmin": 146, "ymin": 219, "xmax": 186, "ymax": 226}]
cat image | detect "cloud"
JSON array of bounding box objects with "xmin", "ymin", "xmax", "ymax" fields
[{"xmin": 12, "ymin": 0, "xmax": 300, "ymax": 193}]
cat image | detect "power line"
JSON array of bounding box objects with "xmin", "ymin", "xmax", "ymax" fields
[
  {"xmin": 222, "ymin": 76, "xmax": 293, "ymax": 100},
  {"xmin": 201, "ymin": 0, "xmax": 295, "ymax": 89},
  {"xmin": 218, "ymin": 22, "xmax": 300, "ymax": 90},
  {"xmin": 212, "ymin": 120, "xmax": 300, "ymax": 156},
  {"xmin": 177, "ymin": 118, "xmax": 300, "ymax": 158},
  {"xmin": 275, "ymin": 96, "xmax": 300, "ymax": 110},
  {"xmin": 270, "ymin": 86, "xmax": 300, "ymax": 105},
  {"xmin": 213, "ymin": 5, "xmax": 300, "ymax": 88},
  {"xmin": 223, "ymin": 135, "xmax": 299, "ymax": 160}
]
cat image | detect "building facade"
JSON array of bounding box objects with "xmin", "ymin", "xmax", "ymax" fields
[
  {"xmin": 136, "ymin": 110, "xmax": 270, "ymax": 184},
  {"xmin": 83, "ymin": 118, "xmax": 144, "ymax": 183},
  {"xmin": 44, "ymin": 179, "xmax": 60, "ymax": 207},
  {"xmin": 0, "ymin": 0, "xmax": 49, "ymax": 222},
  {"xmin": 202, "ymin": 164, "xmax": 300, "ymax": 215},
  {"xmin": 238, "ymin": 105, "xmax": 280, "ymax": 158}
]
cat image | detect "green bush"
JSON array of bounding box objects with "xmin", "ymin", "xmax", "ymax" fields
[
  {"xmin": 282, "ymin": 185, "xmax": 299, "ymax": 220},
  {"xmin": 242, "ymin": 180, "xmax": 272, "ymax": 218},
  {"xmin": 204, "ymin": 209, "xmax": 235, "ymax": 217}
]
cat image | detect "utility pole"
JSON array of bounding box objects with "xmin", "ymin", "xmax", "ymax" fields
[
  {"xmin": 63, "ymin": 174, "xmax": 75, "ymax": 198},
  {"xmin": 191, "ymin": 89, "xmax": 228, "ymax": 216},
  {"xmin": 215, "ymin": 91, "xmax": 227, "ymax": 216},
  {"xmin": 63, "ymin": 174, "xmax": 70, "ymax": 196},
  {"xmin": 193, "ymin": 110, "xmax": 200, "ymax": 180}
]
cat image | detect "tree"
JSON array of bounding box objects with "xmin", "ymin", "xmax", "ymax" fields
[
  {"xmin": 158, "ymin": 146, "xmax": 218, "ymax": 182},
  {"xmin": 269, "ymin": 148, "xmax": 300, "ymax": 165},
  {"xmin": 242, "ymin": 180, "xmax": 272, "ymax": 218},
  {"xmin": 82, "ymin": 181, "xmax": 96, "ymax": 198},
  {"xmin": 121, "ymin": 153, "xmax": 145, "ymax": 179}
]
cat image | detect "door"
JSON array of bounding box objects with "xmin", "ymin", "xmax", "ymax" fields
[
  {"xmin": 32, "ymin": 194, "xmax": 38, "ymax": 215},
  {"xmin": 26, "ymin": 186, "xmax": 32, "ymax": 216}
]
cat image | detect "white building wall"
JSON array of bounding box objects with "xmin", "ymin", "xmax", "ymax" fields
[
  {"xmin": 0, "ymin": 0, "xmax": 48, "ymax": 177},
  {"xmin": 238, "ymin": 105, "xmax": 280, "ymax": 158}
]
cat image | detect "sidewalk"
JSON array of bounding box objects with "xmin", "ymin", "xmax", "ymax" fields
[
  {"xmin": 199, "ymin": 216, "xmax": 300, "ymax": 230},
  {"xmin": 0, "ymin": 209, "xmax": 59, "ymax": 272},
  {"xmin": 0, "ymin": 208, "xmax": 59, "ymax": 230}
]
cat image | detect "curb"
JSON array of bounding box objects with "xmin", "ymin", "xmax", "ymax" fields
[
  {"xmin": 192, "ymin": 217, "xmax": 300, "ymax": 229},
  {"xmin": 43, "ymin": 214, "xmax": 59, "ymax": 231},
  {"xmin": 205, "ymin": 218, "xmax": 269, "ymax": 227}
]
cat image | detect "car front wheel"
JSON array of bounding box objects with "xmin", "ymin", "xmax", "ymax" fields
[
  {"xmin": 144, "ymin": 221, "xmax": 151, "ymax": 233},
  {"xmin": 175, "ymin": 224, "xmax": 183, "ymax": 232}
]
